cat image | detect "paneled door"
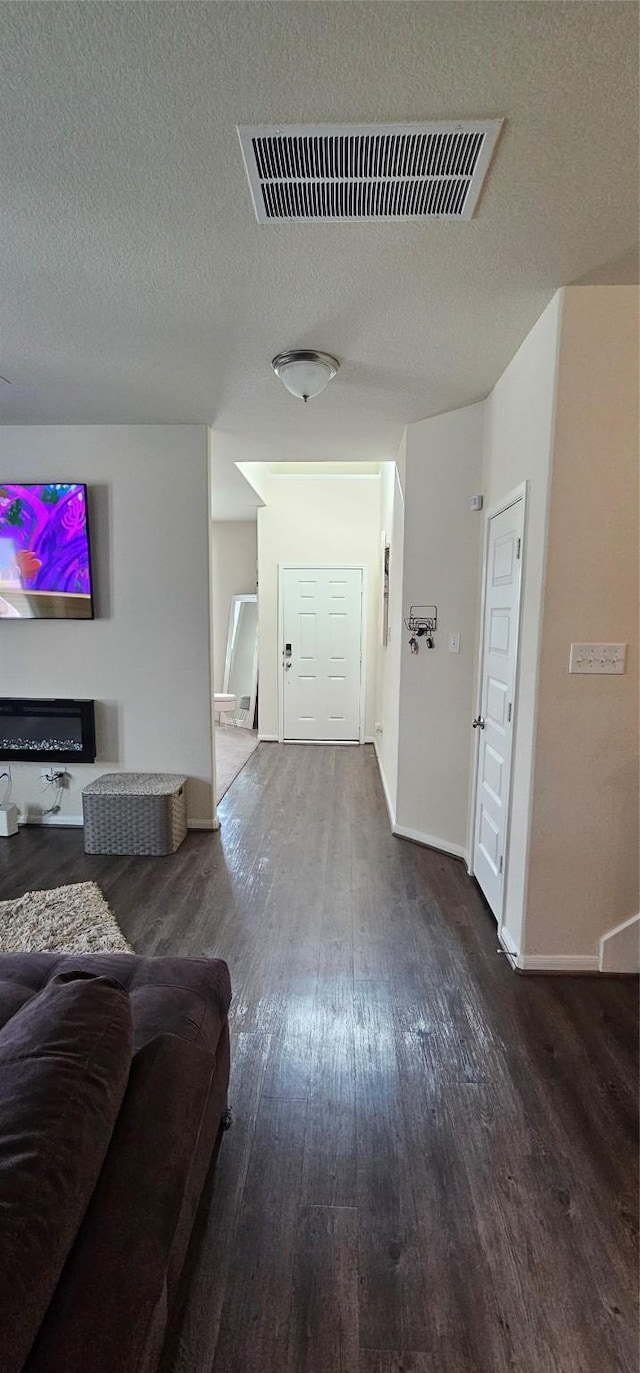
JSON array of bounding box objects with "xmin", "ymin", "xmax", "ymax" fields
[
  {"xmin": 281, "ymin": 566, "xmax": 363, "ymax": 742},
  {"xmin": 472, "ymin": 497, "xmax": 524, "ymax": 922}
]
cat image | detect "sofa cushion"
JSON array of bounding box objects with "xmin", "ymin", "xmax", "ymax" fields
[
  {"xmin": 0, "ymin": 971, "xmax": 134, "ymax": 1373},
  {"xmin": 24, "ymin": 1031, "xmax": 221, "ymax": 1373},
  {"xmin": 0, "ymin": 952, "xmax": 232, "ymax": 1055}
]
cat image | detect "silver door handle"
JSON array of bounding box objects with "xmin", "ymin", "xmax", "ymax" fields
[
  {"xmin": 284, "ymin": 661, "xmax": 292, "ymax": 670},
  {"xmin": 472, "ymin": 716, "xmax": 485, "ymax": 729}
]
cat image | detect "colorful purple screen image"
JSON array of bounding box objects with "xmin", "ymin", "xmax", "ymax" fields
[{"xmin": 0, "ymin": 483, "xmax": 94, "ymax": 619}]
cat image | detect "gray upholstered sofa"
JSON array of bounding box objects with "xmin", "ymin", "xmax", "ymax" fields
[{"xmin": 0, "ymin": 952, "xmax": 231, "ymax": 1373}]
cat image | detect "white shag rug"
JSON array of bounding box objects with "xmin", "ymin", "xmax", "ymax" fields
[{"xmin": 0, "ymin": 881, "xmax": 134, "ymax": 954}]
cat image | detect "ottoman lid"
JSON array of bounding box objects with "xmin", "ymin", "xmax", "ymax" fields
[{"xmin": 83, "ymin": 773, "xmax": 187, "ymax": 797}]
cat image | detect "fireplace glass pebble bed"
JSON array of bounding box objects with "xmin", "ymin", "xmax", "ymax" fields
[{"xmin": 0, "ymin": 699, "xmax": 96, "ymax": 763}]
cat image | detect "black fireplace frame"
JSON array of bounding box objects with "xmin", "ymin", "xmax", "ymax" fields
[{"xmin": 0, "ymin": 698, "xmax": 96, "ymax": 763}]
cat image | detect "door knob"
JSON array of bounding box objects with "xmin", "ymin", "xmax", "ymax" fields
[{"xmin": 472, "ymin": 716, "xmax": 485, "ymax": 729}]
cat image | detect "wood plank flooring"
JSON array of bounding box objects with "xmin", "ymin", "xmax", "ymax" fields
[{"xmin": 0, "ymin": 743, "xmax": 637, "ymax": 1372}]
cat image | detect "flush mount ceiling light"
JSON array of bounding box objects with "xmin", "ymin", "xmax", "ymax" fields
[{"xmin": 271, "ymin": 349, "xmax": 339, "ymax": 403}]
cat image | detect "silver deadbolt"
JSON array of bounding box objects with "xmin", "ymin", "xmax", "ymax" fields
[{"xmin": 284, "ymin": 643, "xmax": 292, "ymax": 671}]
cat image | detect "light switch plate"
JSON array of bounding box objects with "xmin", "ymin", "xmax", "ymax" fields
[
  {"xmin": 568, "ymin": 643, "xmax": 627, "ymax": 674},
  {"xmin": 448, "ymin": 632, "xmax": 461, "ymax": 654}
]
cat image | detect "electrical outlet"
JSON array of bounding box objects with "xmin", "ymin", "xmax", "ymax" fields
[
  {"xmin": 41, "ymin": 767, "xmax": 67, "ymax": 785},
  {"xmin": 568, "ymin": 643, "xmax": 627, "ymax": 675}
]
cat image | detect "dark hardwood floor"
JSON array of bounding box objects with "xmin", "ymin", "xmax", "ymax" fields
[{"xmin": 1, "ymin": 744, "xmax": 638, "ymax": 1371}]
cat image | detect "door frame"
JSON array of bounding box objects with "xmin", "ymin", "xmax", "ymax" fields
[
  {"xmin": 468, "ymin": 482, "xmax": 528, "ymax": 936},
  {"xmin": 277, "ymin": 563, "xmax": 367, "ymax": 745}
]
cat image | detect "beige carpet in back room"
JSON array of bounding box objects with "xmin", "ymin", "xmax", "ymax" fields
[{"xmin": 215, "ymin": 726, "xmax": 258, "ymax": 803}]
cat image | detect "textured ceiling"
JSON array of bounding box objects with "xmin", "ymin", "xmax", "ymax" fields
[{"xmin": 1, "ymin": 1, "xmax": 638, "ymax": 481}]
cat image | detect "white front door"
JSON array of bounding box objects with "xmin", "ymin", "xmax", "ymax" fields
[
  {"xmin": 472, "ymin": 498, "xmax": 524, "ymax": 922},
  {"xmin": 281, "ymin": 566, "xmax": 363, "ymax": 742}
]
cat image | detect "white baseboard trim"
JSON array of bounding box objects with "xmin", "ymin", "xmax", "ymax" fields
[
  {"xmin": 373, "ymin": 740, "xmax": 396, "ymax": 828},
  {"xmin": 16, "ymin": 815, "xmax": 217, "ymax": 833},
  {"xmin": 281, "ymin": 738, "xmax": 359, "ymax": 746},
  {"xmin": 514, "ymin": 952, "xmax": 599, "ymax": 973},
  {"xmin": 599, "ymin": 913, "xmax": 640, "ymax": 974},
  {"xmin": 497, "ymin": 923, "xmax": 604, "ymax": 975},
  {"xmin": 259, "ymin": 734, "xmax": 375, "ymax": 746},
  {"xmin": 393, "ymin": 820, "xmax": 468, "ymax": 864},
  {"xmin": 496, "ymin": 921, "xmax": 633, "ymax": 976},
  {"xmin": 18, "ymin": 813, "xmax": 83, "ymax": 828}
]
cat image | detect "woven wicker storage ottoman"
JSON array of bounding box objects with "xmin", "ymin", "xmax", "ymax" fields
[{"xmin": 82, "ymin": 772, "xmax": 188, "ymax": 856}]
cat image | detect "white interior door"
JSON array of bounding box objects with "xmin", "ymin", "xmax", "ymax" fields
[
  {"xmin": 472, "ymin": 498, "xmax": 524, "ymax": 922},
  {"xmin": 281, "ymin": 567, "xmax": 363, "ymax": 742}
]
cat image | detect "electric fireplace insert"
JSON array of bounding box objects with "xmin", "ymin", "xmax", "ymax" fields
[{"xmin": 0, "ymin": 698, "xmax": 96, "ymax": 763}]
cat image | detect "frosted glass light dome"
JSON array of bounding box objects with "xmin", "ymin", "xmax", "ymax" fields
[{"xmin": 272, "ymin": 350, "xmax": 339, "ymax": 402}]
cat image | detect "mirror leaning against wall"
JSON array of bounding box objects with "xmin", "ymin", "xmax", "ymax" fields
[{"xmin": 223, "ymin": 594, "xmax": 258, "ymax": 728}]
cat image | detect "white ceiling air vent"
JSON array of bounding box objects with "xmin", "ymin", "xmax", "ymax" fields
[{"xmin": 237, "ymin": 120, "xmax": 503, "ymax": 224}]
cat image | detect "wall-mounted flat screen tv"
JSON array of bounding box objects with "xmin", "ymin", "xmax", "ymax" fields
[{"xmin": 0, "ymin": 483, "xmax": 94, "ymax": 619}]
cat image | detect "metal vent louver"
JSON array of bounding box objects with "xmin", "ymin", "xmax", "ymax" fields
[{"xmin": 238, "ymin": 121, "xmax": 503, "ymax": 223}]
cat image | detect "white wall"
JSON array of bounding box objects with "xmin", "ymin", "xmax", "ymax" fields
[
  {"xmin": 247, "ymin": 471, "xmax": 381, "ymax": 740},
  {"xmin": 0, "ymin": 426, "xmax": 214, "ymax": 826},
  {"xmin": 374, "ymin": 287, "xmax": 636, "ymax": 973},
  {"xmin": 525, "ymin": 286, "xmax": 639, "ymax": 959},
  {"xmin": 480, "ymin": 293, "xmax": 563, "ymax": 952},
  {"xmin": 395, "ymin": 403, "xmax": 484, "ymax": 854},
  {"xmin": 211, "ymin": 520, "xmax": 257, "ymax": 692},
  {"xmin": 374, "ymin": 448, "xmax": 405, "ymax": 821}
]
